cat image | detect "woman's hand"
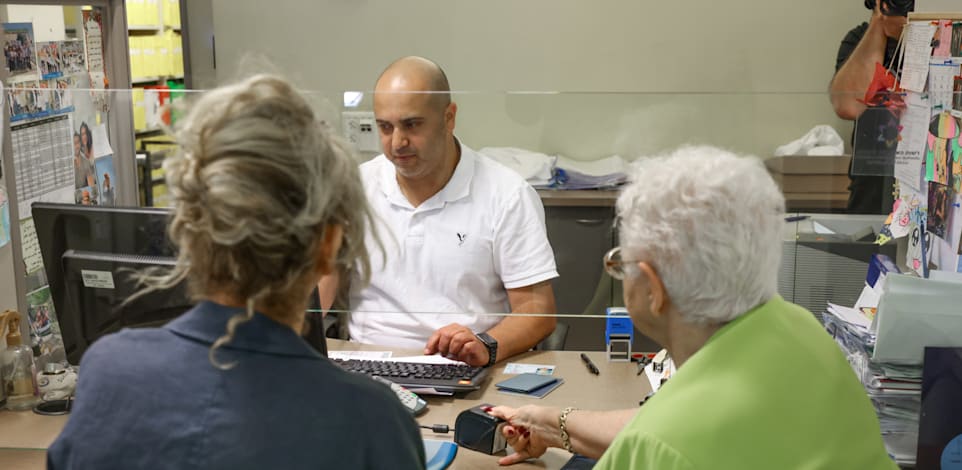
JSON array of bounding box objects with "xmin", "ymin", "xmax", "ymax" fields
[{"xmin": 487, "ymin": 405, "xmax": 563, "ymax": 466}]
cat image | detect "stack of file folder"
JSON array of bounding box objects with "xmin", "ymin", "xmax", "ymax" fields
[{"xmin": 823, "ymin": 271, "xmax": 962, "ymax": 467}]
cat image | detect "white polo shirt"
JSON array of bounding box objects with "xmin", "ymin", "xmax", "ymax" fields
[{"xmin": 348, "ymin": 143, "xmax": 559, "ymax": 349}]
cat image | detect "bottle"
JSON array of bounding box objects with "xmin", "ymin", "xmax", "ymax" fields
[{"xmin": 1, "ymin": 310, "xmax": 40, "ymax": 411}]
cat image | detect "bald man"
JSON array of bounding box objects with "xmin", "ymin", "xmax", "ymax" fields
[{"xmin": 328, "ymin": 56, "xmax": 558, "ymax": 368}]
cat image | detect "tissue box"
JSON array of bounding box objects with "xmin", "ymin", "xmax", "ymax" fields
[{"xmin": 765, "ymin": 155, "xmax": 851, "ymax": 210}]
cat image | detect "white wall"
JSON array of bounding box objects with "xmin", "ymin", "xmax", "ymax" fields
[
  {"xmin": 210, "ymin": 0, "xmax": 870, "ymax": 159},
  {"xmin": 0, "ymin": 5, "xmax": 66, "ymax": 42}
]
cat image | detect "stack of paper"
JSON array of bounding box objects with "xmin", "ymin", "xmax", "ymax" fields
[
  {"xmin": 552, "ymin": 155, "xmax": 628, "ymax": 190},
  {"xmin": 479, "ymin": 147, "xmax": 554, "ymax": 187},
  {"xmin": 479, "ymin": 147, "xmax": 628, "ymax": 190},
  {"xmin": 822, "ymin": 302, "xmax": 921, "ymax": 466}
]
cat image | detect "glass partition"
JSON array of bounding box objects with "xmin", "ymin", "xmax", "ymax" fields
[
  {"xmin": 3, "ymin": 86, "xmax": 936, "ymax": 338},
  {"xmin": 5, "ymin": 84, "xmax": 958, "ymax": 467}
]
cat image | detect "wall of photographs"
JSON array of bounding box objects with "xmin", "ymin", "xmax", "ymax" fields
[{"xmin": 2, "ymin": 5, "xmax": 120, "ymax": 365}]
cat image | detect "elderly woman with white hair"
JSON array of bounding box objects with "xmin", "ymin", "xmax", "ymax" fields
[{"xmin": 489, "ymin": 146, "xmax": 896, "ymax": 469}]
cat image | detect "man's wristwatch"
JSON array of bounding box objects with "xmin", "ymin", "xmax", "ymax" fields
[{"xmin": 475, "ymin": 332, "xmax": 498, "ymax": 367}]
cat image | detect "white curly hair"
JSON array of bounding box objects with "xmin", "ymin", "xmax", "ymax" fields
[{"xmin": 616, "ymin": 145, "xmax": 785, "ymax": 325}]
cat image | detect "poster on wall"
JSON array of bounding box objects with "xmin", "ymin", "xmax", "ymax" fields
[
  {"xmin": 19, "ymin": 218, "xmax": 43, "ymax": 274},
  {"xmin": 95, "ymin": 155, "xmax": 116, "ymax": 206},
  {"xmin": 37, "ymin": 41, "xmax": 62, "ymax": 79},
  {"xmin": 2, "ymin": 22, "xmax": 39, "ymax": 84},
  {"xmin": 25, "ymin": 286, "xmax": 61, "ymax": 357},
  {"xmin": 11, "ymin": 115, "xmax": 76, "ymax": 217},
  {"xmin": 59, "ymin": 39, "xmax": 86, "ymax": 75},
  {"xmin": 7, "ymin": 79, "xmax": 76, "ymax": 123},
  {"xmin": 81, "ymin": 10, "xmax": 108, "ymax": 112}
]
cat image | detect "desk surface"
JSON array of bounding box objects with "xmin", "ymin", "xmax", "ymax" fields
[{"xmin": 0, "ymin": 340, "xmax": 650, "ymax": 470}]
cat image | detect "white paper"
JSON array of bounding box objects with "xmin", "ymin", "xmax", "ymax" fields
[
  {"xmin": 17, "ymin": 185, "xmax": 73, "ymax": 220},
  {"xmin": 827, "ymin": 303, "xmax": 873, "ymax": 329},
  {"xmin": 643, "ymin": 356, "xmax": 675, "ymax": 393},
  {"xmin": 90, "ymin": 123, "xmax": 113, "ymax": 159},
  {"xmin": 899, "ymin": 22, "xmax": 938, "ymax": 92},
  {"xmin": 855, "ymin": 285, "xmax": 881, "ymax": 310},
  {"xmin": 813, "ymin": 221, "xmax": 836, "ymax": 234},
  {"xmin": 894, "ymin": 94, "xmax": 930, "ymax": 191},
  {"xmin": 907, "ymin": 222, "xmax": 926, "ymax": 276},
  {"xmin": 19, "ymin": 218, "xmax": 44, "ymax": 274},
  {"xmin": 80, "ymin": 269, "xmax": 115, "ymax": 289},
  {"xmin": 503, "ymin": 363, "xmax": 556, "ymax": 375},
  {"xmin": 928, "ymin": 59, "xmax": 961, "ymax": 111},
  {"xmin": 384, "ymin": 355, "xmax": 467, "ymax": 366},
  {"xmin": 327, "ymin": 350, "xmax": 393, "ymax": 361}
]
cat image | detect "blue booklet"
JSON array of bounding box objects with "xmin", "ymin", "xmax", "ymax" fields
[
  {"xmin": 496, "ymin": 373, "xmax": 558, "ymax": 393},
  {"xmin": 424, "ymin": 439, "xmax": 457, "ymax": 470},
  {"xmin": 497, "ymin": 377, "xmax": 565, "ymax": 399}
]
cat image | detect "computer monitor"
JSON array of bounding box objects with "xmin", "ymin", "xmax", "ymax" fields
[
  {"xmin": 32, "ymin": 203, "xmax": 191, "ymax": 365},
  {"xmin": 32, "ymin": 202, "xmax": 328, "ymax": 365},
  {"xmin": 917, "ymin": 347, "xmax": 962, "ymax": 470}
]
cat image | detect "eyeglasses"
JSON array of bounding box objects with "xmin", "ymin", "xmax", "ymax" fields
[{"xmin": 603, "ymin": 246, "xmax": 640, "ymax": 280}]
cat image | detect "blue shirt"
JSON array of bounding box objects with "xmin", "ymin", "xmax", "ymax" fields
[{"xmin": 48, "ymin": 301, "xmax": 425, "ymax": 470}]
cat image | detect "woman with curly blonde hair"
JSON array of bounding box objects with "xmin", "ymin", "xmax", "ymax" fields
[{"xmin": 48, "ymin": 75, "xmax": 425, "ymax": 470}]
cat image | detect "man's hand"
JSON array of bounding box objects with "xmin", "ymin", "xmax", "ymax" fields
[{"xmin": 424, "ymin": 323, "xmax": 490, "ymax": 367}]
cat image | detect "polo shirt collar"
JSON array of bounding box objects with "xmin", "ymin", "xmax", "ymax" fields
[
  {"xmin": 165, "ymin": 301, "xmax": 322, "ymax": 360},
  {"xmin": 378, "ymin": 138, "xmax": 475, "ymax": 210}
]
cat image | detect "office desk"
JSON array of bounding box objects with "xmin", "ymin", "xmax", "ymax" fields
[{"xmin": 0, "ymin": 341, "xmax": 650, "ymax": 469}]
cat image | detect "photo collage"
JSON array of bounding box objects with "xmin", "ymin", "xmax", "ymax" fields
[
  {"xmin": 4, "ymin": 22, "xmax": 88, "ymax": 123},
  {"xmin": 73, "ymin": 121, "xmax": 116, "ymax": 207}
]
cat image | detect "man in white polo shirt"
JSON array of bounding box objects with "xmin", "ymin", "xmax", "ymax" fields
[{"xmin": 336, "ymin": 56, "xmax": 558, "ymax": 368}]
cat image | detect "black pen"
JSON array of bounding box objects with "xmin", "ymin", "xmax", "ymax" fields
[{"xmin": 580, "ymin": 353, "xmax": 600, "ymax": 375}]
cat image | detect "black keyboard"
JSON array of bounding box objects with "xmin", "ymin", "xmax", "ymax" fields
[{"xmin": 333, "ymin": 359, "xmax": 489, "ymax": 393}]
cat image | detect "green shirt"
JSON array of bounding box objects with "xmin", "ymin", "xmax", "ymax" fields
[{"xmin": 594, "ymin": 296, "xmax": 896, "ymax": 470}]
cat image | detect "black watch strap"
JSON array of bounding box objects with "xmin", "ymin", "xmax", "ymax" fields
[{"xmin": 476, "ymin": 332, "xmax": 498, "ymax": 367}]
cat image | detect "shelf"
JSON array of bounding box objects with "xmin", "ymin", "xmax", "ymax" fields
[
  {"xmin": 131, "ymin": 75, "xmax": 185, "ymax": 85},
  {"xmin": 135, "ymin": 127, "xmax": 165, "ymax": 136},
  {"xmin": 127, "ymin": 25, "xmax": 162, "ymax": 32},
  {"xmin": 132, "ymin": 76, "xmax": 161, "ymax": 85}
]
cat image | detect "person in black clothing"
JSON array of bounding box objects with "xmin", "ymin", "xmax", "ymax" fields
[{"xmin": 830, "ymin": 0, "xmax": 912, "ymax": 214}]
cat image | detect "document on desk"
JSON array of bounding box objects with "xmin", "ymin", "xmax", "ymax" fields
[
  {"xmin": 827, "ymin": 303, "xmax": 872, "ymax": 330},
  {"xmin": 643, "ymin": 350, "xmax": 675, "ymax": 393},
  {"xmin": 327, "ymin": 351, "xmax": 393, "ymax": 360},
  {"xmin": 502, "ymin": 363, "xmax": 555, "ymax": 375},
  {"xmin": 384, "ymin": 355, "xmax": 466, "ymax": 365}
]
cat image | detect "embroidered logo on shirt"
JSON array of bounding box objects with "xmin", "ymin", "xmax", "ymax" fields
[{"xmin": 457, "ymin": 232, "xmax": 467, "ymax": 247}]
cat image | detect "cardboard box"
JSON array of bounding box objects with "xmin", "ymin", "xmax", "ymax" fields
[
  {"xmin": 770, "ymin": 173, "xmax": 850, "ymax": 193},
  {"xmin": 764, "ymin": 155, "xmax": 851, "ymax": 175},
  {"xmin": 765, "ymin": 155, "xmax": 851, "ymax": 211}
]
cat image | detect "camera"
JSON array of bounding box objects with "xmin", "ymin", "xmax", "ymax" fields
[{"xmin": 864, "ymin": 0, "xmax": 915, "ymax": 17}]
